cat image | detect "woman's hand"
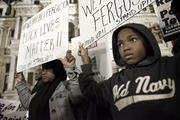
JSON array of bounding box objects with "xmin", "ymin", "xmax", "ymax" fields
[
  {"xmin": 78, "ymin": 44, "xmax": 90, "ymax": 64},
  {"xmin": 14, "ymin": 72, "xmax": 25, "ymax": 82},
  {"xmin": 59, "ymin": 50, "xmax": 76, "ymax": 67}
]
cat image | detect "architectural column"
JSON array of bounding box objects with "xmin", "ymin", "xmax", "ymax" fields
[
  {"xmin": 0, "ymin": 61, "xmax": 4, "ymax": 93},
  {"xmin": 0, "ymin": 27, "xmax": 3, "ymax": 92},
  {"xmin": 5, "ymin": 28, "xmax": 11, "ymax": 47},
  {"xmin": 7, "ymin": 56, "xmax": 16, "ymax": 91},
  {"xmin": 0, "ymin": 28, "xmax": 5, "ymax": 93},
  {"xmin": 0, "ymin": 28, "xmax": 3, "ymax": 46},
  {"xmin": 21, "ymin": 17, "xmax": 28, "ymax": 27},
  {"xmin": 14, "ymin": 16, "xmax": 20, "ymax": 40},
  {"xmin": 6, "ymin": 16, "xmax": 28, "ymax": 92},
  {"xmin": 20, "ymin": 16, "xmax": 28, "ymax": 36},
  {"xmin": 6, "ymin": 17, "xmax": 21, "ymax": 91}
]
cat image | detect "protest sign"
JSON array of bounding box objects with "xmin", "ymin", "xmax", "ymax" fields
[
  {"xmin": 0, "ymin": 111, "xmax": 27, "ymax": 120},
  {"xmin": 0, "ymin": 99, "xmax": 20, "ymax": 114},
  {"xmin": 17, "ymin": 0, "xmax": 69, "ymax": 72},
  {"xmin": 0, "ymin": 99, "xmax": 26, "ymax": 120},
  {"xmin": 79, "ymin": 0, "xmax": 155, "ymax": 48},
  {"xmin": 155, "ymin": 0, "xmax": 180, "ymax": 41}
]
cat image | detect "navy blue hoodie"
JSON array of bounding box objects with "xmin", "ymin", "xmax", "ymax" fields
[{"xmin": 79, "ymin": 23, "xmax": 180, "ymax": 120}]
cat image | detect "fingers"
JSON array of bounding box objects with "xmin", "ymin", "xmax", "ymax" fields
[
  {"xmin": 58, "ymin": 57, "xmax": 63, "ymax": 61},
  {"xmin": 77, "ymin": 44, "xmax": 90, "ymax": 64},
  {"xmin": 59, "ymin": 57, "xmax": 68, "ymax": 65},
  {"xmin": 14, "ymin": 72, "xmax": 22, "ymax": 78},
  {"xmin": 14, "ymin": 72, "xmax": 25, "ymax": 82},
  {"xmin": 78, "ymin": 45, "xmax": 82, "ymax": 56},
  {"xmin": 66, "ymin": 50, "xmax": 71, "ymax": 54},
  {"xmin": 67, "ymin": 56, "xmax": 75, "ymax": 63},
  {"xmin": 78, "ymin": 44, "xmax": 87, "ymax": 56},
  {"xmin": 69, "ymin": 58, "xmax": 75, "ymax": 65},
  {"xmin": 61, "ymin": 49, "xmax": 76, "ymax": 67},
  {"xmin": 78, "ymin": 48, "xmax": 81, "ymax": 56},
  {"xmin": 66, "ymin": 50, "xmax": 75, "ymax": 63}
]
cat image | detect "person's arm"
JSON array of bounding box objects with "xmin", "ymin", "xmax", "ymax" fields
[
  {"xmin": 15, "ymin": 73, "xmax": 34, "ymax": 110},
  {"xmin": 59, "ymin": 50, "xmax": 82, "ymax": 104},
  {"xmin": 65, "ymin": 66, "xmax": 82, "ymax": 104},
  {"xmin": 78, "ymin": 45, "xmax": 111, "ymax": 107},
  {"xmin": 172, "ymin": 40, "xmax": 180, "ymax": 76},
  {"xmin": 172, "ymin": 39, "xmax": 180, "ymax": 55},
  {"xmin": 79, "ymin": 63, "xmax": 111, "ymax": 107}
]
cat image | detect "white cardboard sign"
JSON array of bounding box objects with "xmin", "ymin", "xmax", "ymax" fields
[
  {"xmin": 79, "ymin": 0, "xmax": 155, "ymax": 48},
  {"xmin": 155, "ymin": 0, "xmax": 180, "ymax": 38},
  {"xmin": 17, "ymin": 0, "xmax": 69, "ymax": 72},
  {"xmin": 0, "ymin": 99, "xmax": 26, "ymax": 120}
]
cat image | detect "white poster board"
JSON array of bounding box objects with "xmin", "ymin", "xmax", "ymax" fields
[
  {"xmin": 0, "ymin": 99, "xmax": 26, "ymax": 120},
  {"xmin": 0, "ymin": 99, "xmax": 20, "ymax": 114},
  {"xmin": 155, "ymin": 0, "xmax": 180, "ymax": 39},
  {"xmin": 79, "ymin": 0, "xmax": 155, "ymax": 48},
  {"xmin": 0, "ymin": 111, "xmax": 27, "ymax": 120},
  {"xmin": 17, "ymin": 0, "xmax": 69, "ymax": 72}
]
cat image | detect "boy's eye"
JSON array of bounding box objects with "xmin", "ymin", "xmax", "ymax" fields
[
  {"xmin": 117, "ymin": 42, "xmax": 123, "ymax": 47},
  {"xmin": 130, "ymin": 38, "xmax": 137, "ymax": 42}
]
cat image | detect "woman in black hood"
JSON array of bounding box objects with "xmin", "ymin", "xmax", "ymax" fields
[
  {"xmin": 78, "ymin": 23, "xmax": 180, "ymax": 120},
  {"xmin": 15, "ymin": 51, "xmax": 82, "ymax": 120},
  {"xmin": 28, "ymin": 60, "xmax": 67, "ymax": 120}
]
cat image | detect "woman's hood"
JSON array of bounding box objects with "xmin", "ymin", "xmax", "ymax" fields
[{"xmin": 112, "ymin": 23, "xmax": 161, "ymax": 66}]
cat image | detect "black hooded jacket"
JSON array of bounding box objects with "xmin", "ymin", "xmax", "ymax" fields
[{"xmin": 79, "ymin": 23, "xmax": 180, "ymax": 120}]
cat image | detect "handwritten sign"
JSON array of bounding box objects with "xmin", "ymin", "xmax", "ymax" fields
[
  {"xmin": 155, "ymin": 0, "xmax": 180, "ymax": 40},
  {"xmin": 0, "ymin": 99, "xmax": 20, "ymax": 114},
  {"xmin": 0, "ymin": 111, "xmax": 27, "ymax": 120},
  {"xmin": 79, "ymin": 0, "xmax": 155, "ymax": 48},
  {"xmin": 17, "ymin": 0, "xmax": 69, "ymax": 72},
  {"xmin": 0, "ymin": 99, "xmax": 26, "ymax": 120}
]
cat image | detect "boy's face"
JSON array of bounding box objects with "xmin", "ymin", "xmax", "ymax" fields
[{"xmin": 117, "ymin": 28, "xmax": 146, "ymax": 64}]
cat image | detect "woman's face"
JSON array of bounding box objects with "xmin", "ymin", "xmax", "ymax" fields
[{"xmin": 42, "ymin": 68, "xmax": 55, "ymax": 82}]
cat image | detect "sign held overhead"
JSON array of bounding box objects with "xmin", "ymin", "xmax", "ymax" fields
[
  {"xmin": 17, "ymin": 0, "xmax": 69, "ymax": 72},
  {"xmin": 79, "ymin": 0, "xmax": 155, "ymax": 48}
]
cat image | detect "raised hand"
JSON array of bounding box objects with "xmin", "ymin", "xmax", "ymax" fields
[
  {"xmin": 59, "ymin": 50, "xmax": 76, "ymax": 67},
  {"xmin": 78, "ymin": 44, "xmax": 90, "ymax": 64},
  {"xmin": 14, "ymin": 72, "xmax": 25, "ymax": 82}
]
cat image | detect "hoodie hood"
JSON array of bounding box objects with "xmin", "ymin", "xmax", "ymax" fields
[{"xmin": 112, "ymin": 23, "xmax": 161, "ymax": 66}]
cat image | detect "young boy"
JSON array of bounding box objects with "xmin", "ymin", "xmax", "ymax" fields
[{"xmin": 78, "ymin": 23, "xmax": 180, "ymax": 120}]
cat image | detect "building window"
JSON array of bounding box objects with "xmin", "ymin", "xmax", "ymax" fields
[
  {"xmin": 69, "ymin": 0, "xmax": 78, "ymax": 4},
  {"xmin": 34, "ymin": 0, "xmax": 40, "ymax": 5},
  {"xmin": 69, "ymin": 22, "xmax": 75, "ymax": 42},
  {"xmin": 6, "ymin": 64, "xmax": 10, "ymax": 73},
  {"xmin": 28, "ymin": 72, "xmax": 33, "ymax": 85},
  {"xmin": 11, "ymin": 29, "xmax": 14, "ymax": 37},
  {"xmin": 0, "ymin": 8, "xmax": 3, "ymax": 17},
  {"xmin": 3, "ymin": 75, "xmax": 9, "ymax": 92}
]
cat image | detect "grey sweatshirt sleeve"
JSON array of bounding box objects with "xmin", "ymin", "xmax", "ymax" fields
[
  {"xmin": 15, "ymin": 81, "xmax": 35, "ymax": 110},
  {"xmin": 64, "ymin": 66, "xmax": 82, "ymax": 104}
]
